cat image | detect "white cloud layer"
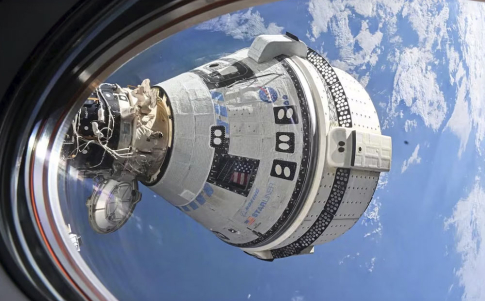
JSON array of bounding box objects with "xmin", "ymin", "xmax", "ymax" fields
[
  {"xmin": 338, "ymin": 253, "xmax": 360, "ymax": 265},
  {"xmin": 445, "ymin": 179, "xmax": 485, "ymax": 301},
  {"xmin": 195, "ymin": 8, "xmax": 283, "ymax": 40},
  {"xmin": 307, "ymin": 0, "xmax": 451, "ymax": 132},
  {"xmin": 446, "ymin": 87, "xmax": 471, "ymax": 158},
  {"xmin": 401, "ymin": 0, "xmax": 449, "ymax": 50},
  {"xmin": 362, "ymin": 172, "xmax": 388, "ymax": 240},
  {"xmin": 307, "ymin": 0, "xmax": 390, "ymax": 83},
  {"xmin": 291, "ymin": 292, "xmax": 305, "ymax": 301},
  {"xmin": 401, "ymin": 144, "xmax": 421, "ymax": 173},
  {"xmin": 362, "ymin": 197, "xmax": 382, "ymax": 239},
  {"xmin": 367, "ymin": 257, "xmax": 376, "ymax": 272},
  {"xmin": 377, "ymin": 173, "xmax": 388, "ymax": 191},
  {"xmin": 445, "ymin": 1, "xmax": 485, "ymax": 156},
  {"xmin": 391, "ymin": 47, "xmax": 447, "ymax": 131},
  {"xmin": 308, "ymin": 0, "xmax": 404, "ymax": 40},
  {"xmin": 389, "ymin": 0, "xmax": 449, "ymax": 131},
  {"xmin": 404, "ymin": 119, "xmax": 417, "ymax": 132}
]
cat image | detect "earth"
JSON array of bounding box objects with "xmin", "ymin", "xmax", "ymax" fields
[{"xmin": 64, "ymin": 0, "xmax": 485, "ymax": 300}]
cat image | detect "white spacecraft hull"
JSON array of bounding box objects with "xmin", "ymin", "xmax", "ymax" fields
[
  {"xmin": 146, "ymin": 35, "xmax": 391, "ymax": 259},
  {"xmin": 65, "ymin": 33, "xmax": 391, "ymax": 261}
]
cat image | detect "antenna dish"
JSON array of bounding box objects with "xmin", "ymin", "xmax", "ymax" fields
[{"xmin": 86, "ymin": 179, "xmax": 141, "ymax": 234}]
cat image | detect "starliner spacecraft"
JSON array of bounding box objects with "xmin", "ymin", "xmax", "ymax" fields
[{"xmin": 62, "ymin": 33, "xmax": 392, "ymax": 261}]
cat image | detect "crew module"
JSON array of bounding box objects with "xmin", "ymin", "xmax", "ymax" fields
[{"xmin": 62, "ymin": 33, "xmax": 392, "ymax": 261}]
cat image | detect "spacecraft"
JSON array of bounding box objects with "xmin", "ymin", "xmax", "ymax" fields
[{"xmin": 62, "ymin": 33, "xmax": 392, "ymax": 261}]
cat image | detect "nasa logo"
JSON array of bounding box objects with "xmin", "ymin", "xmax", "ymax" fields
[{"xmin": 259, "ymin": 87, "xmax": 278, "ymax": 103}]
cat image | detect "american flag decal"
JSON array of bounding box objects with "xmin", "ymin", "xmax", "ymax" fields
[
  {"xmin": 245, "ymin": 216, "xmax": 256, "ymax": 225},
  {"xmin": 207, "ymin": 154, "xmax": 260, "ymax": 197},
  {"xmin": 231, "ymin": 171, "xmax": 248, "ymax": 185},
  {"xmin": 230, "ymin": 162, "xmax": 252, "ymax": 186}
]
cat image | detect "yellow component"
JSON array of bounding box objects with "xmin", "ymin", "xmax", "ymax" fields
[{"xmin": 155, "ymin": 89, "xmax": 173, "ymax": 148}]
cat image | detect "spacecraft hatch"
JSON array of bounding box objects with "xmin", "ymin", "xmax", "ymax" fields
[{"xmin": 62, "ymin": 33, "xmax": 392, "ymax": 261}]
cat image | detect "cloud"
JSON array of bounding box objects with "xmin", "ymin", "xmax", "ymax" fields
[
  {"xmin": 377, "ymin": 173, "xmax": 389, "ymax": 191},
  {"xmin": 401, "ymin": 144, "xmax": 421, "ymax": 173},
  {"xmin": 131, "ymin": 214, "xmax": 144, "ymax": 231},
  {"xmin": 445, "ymin": 1, "xmax": 485, "ymax": 156},
  {"xmin": 367, "ymin": 257, "xmax": 376, "ymax": 272},
  {"xmin": 404, "ymin": 119, "xmax": 417, "ymax": 132},
  {"xmin": 446, "ymin": 86, "xmax": 471, "ymax": 158},
  {"xmin": 384, "ymin": 0, "xmax": 448, "ymax": 131},
  {"xmin": 339, "ymin": 254, "xmax": 351, "ymax": 265},
  {"xmin": 195, "ymin": 8, "xmax": 283, "ymax": 40},
  {"xmin": 339, "ymin": 253, "xmax": 360, "ymax": 265},
  {"xmin": 360, "ymin": 74, "xmax": 370, "ymax": 87},
  {"xmin": 445, "ymin": 179, "xmax": 485, "ymax": 301},
  {"xmin": 308, "ymin": 0, "xmax": 386, "ymax": 82},
  {"xmin": 194, "ymin": 52, "xmax": 231, "ymax": 63},
  {"xmin": 401, "ymin": 0, "xmax": 449, "ymax": 50},
  {"xmin": 362, "ymin": 174, "xmax": 387, "ymax": 240},
  {"xmin": 447, "ymin": 45, "xmax": 461, "ymax": 85},
  {"xmin": 362, "ymin": 197, "xmax": 382, "ymax": 239},
  {"xmin": 390, "ymin": 47, "xmax": 447, "ymax": 131},
  {"xmin": 331, "ymin": 16, "xmax": 383, "ymax": 71},
  {"xmin": 308, "ymin": 0, "xmax": 404, "ymax": 40},
  {"xmin": 307, "ymin": 0, "xmax": 450, "ymax": 132},
  {"xmin": 290, "ymin": 291, "xmax": 305, "ymax": 301}
]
